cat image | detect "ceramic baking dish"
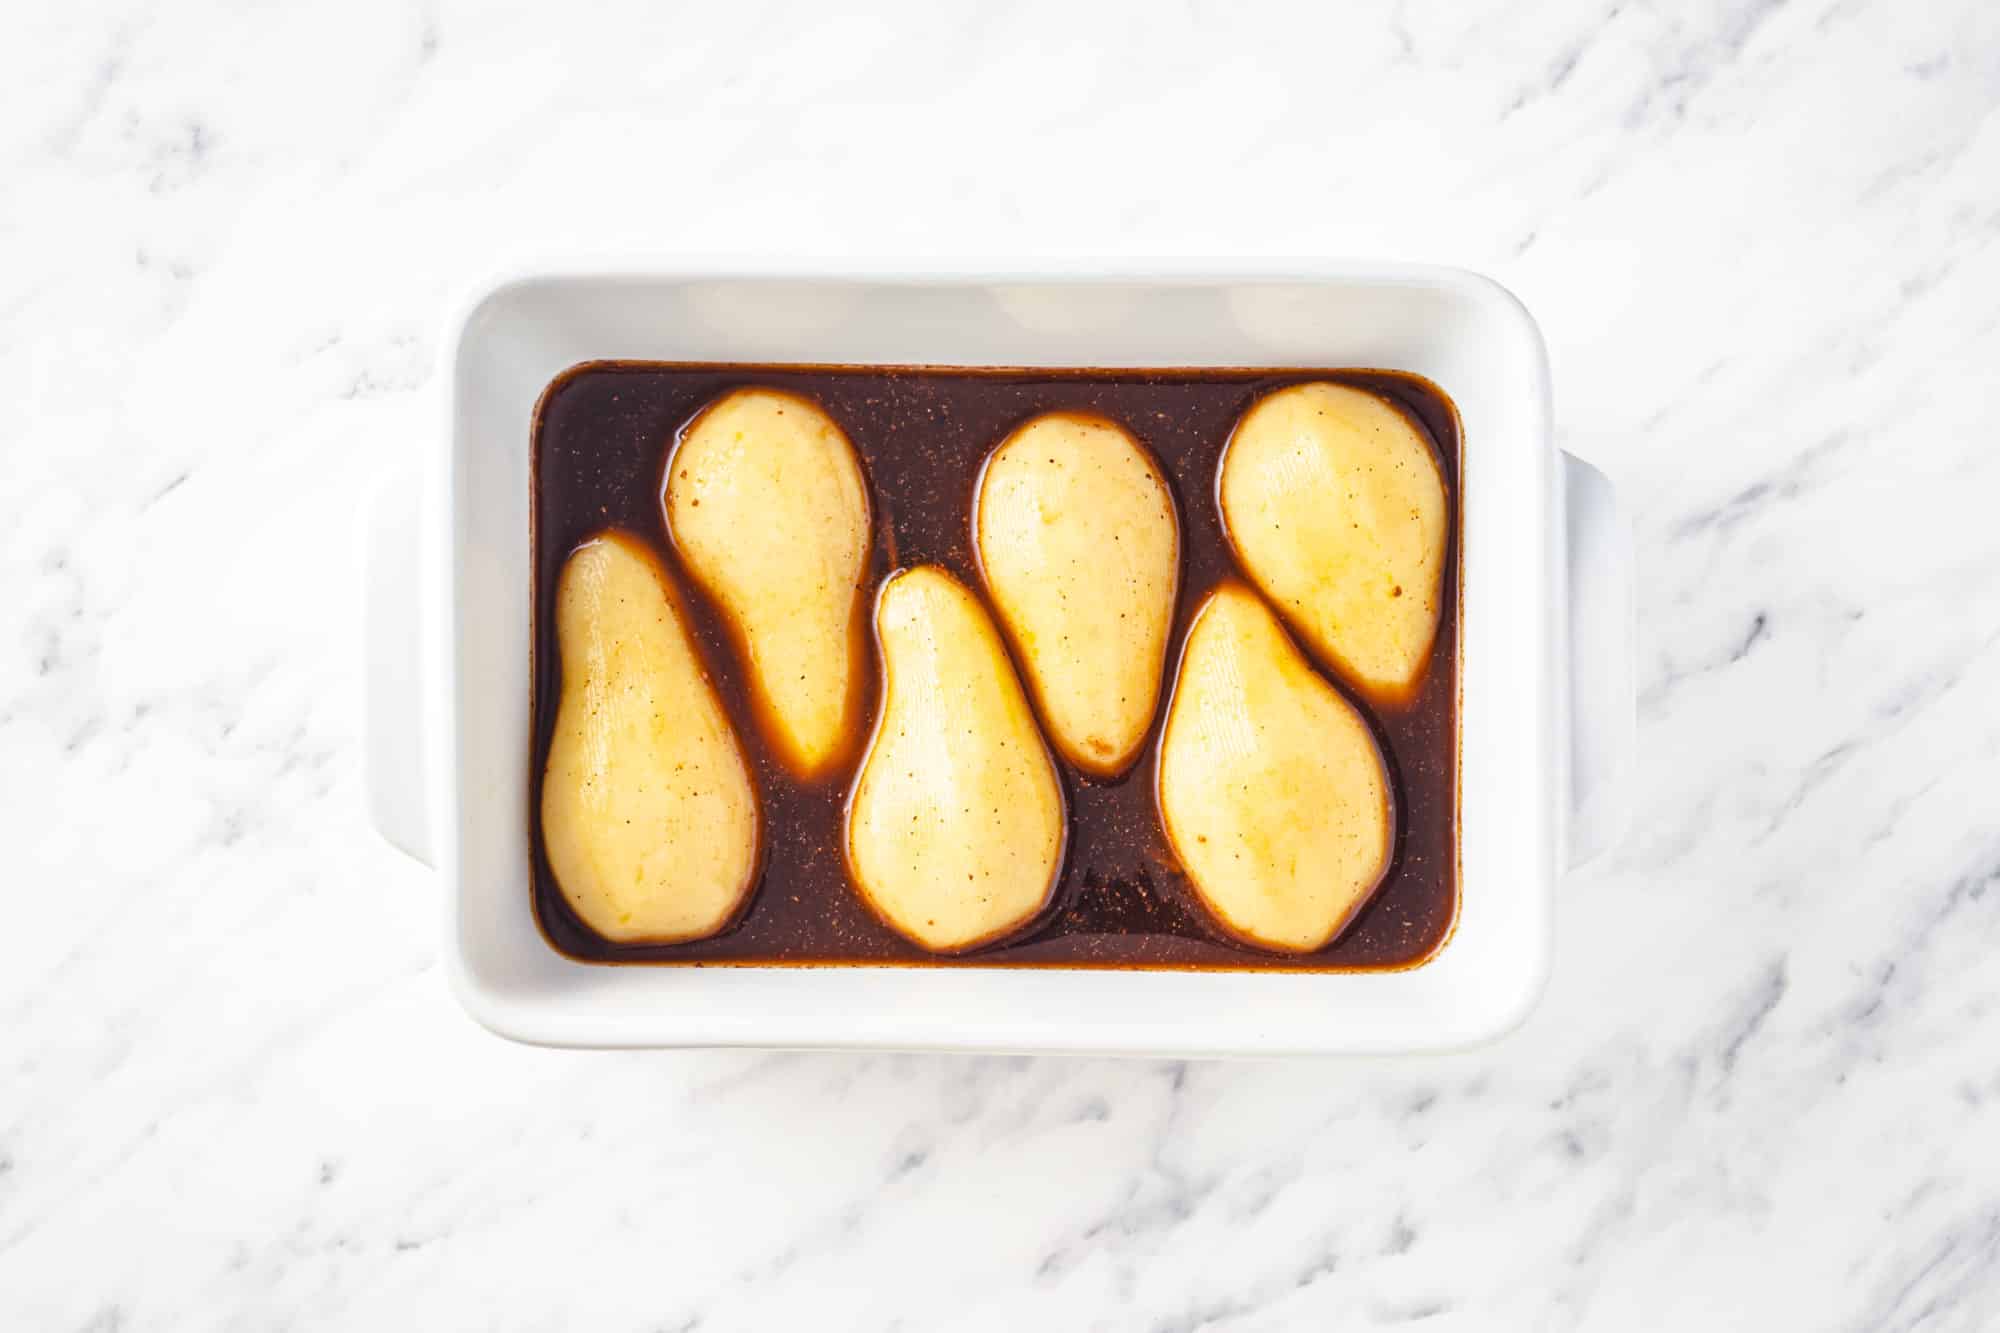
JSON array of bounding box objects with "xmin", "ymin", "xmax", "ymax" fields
[{"xmin": 364, "ymin": 262, "xmax": 1631, "ymax": 1055}]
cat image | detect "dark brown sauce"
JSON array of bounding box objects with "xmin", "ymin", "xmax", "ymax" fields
[{"xmin": 531, "ymin": 364, "xmax": 1460, "ymax": 970}]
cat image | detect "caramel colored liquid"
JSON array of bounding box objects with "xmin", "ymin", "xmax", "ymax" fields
[{"xmin": 531, "ymin": 364, "xmax": 1459, "ymax": 969}]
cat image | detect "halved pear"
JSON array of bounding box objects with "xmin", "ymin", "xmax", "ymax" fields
[
  {"xmin": 1157, "ymin": 583, "xmax": 1394, "ymax": 953},
  {"xmin": 665, "ymin": 387, "xmax": 872, "ymax": 779},
  {"xmin": 974, "ymin": 412, "xmax": 1179, "ymax": 778},
  {"xmin": 540, "ymin": 531, "xmax": 760, "ymax": 944},
  {"xmin": 845, "ymin": 566, "xmax": 1066, "ymax": 953},
  {"xmin": 1219, "ymin": 381, "xmax": 1448, "ymax": 707}
]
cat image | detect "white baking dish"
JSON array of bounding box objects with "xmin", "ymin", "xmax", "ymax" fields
[{"xmin": 364, "ymin": 262, "xmax": 1631, "ymax": 1056}]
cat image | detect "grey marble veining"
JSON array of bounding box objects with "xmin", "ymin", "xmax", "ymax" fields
[{"xmin": 4, "ymin": 0, "xmax": 1999, "ymax": 1327}]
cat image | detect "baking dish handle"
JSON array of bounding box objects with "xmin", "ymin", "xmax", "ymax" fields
[
  {"xmin": 364, "ymin": 468, "xmax": 435, "ymax": 867},
  {"xmin": 1563, "ymin": 452, "xmax": 1633, "ymax": 868}
]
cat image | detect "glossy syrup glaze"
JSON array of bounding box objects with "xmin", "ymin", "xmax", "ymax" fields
[{"xmin": 531, "ymin": 363, "xmax": 1460, "ymax": 969}]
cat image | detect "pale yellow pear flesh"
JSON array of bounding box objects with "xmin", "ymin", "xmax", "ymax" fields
[
  {"xmin": 1219, "ymin": 382, "xmax": 1448, "ymax": 707},
  {"xmin": 540, "ymin": 533, "xmax": 761, "ymax": 944},
  {"xmin": 666, "ymin": 388, "xmax": 872, "ymax": 779},
  {"xmin": 975, "ymin": 412, "xmax": 1180, "ymax": 778},
  {"xmin": 1157, "ymin": 584, "xmax": 1394, "ymax": 953},
  {"xmin": 845, "ymin": 566, "xmax": 1066, "ymax": 953}
]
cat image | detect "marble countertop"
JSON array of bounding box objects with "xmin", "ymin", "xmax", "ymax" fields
[{"xmin": 6, "ymin": 0, "xmax": 1999, "ymax": 1327}]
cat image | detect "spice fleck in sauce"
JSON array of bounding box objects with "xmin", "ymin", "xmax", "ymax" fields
[{"xmin": 531, "ymin": 364, "xmax": 1460, "ymax": 970}]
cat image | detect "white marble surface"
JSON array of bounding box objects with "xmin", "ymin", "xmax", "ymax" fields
[{"xmin": 5, "ymin": 0, "xmax": 2000, "ymax": 1326}]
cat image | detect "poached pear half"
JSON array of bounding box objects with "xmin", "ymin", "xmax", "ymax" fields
[
  {"xmin": 1156, "ymin": 582, "xmax": 1394, "ymax": 953},
  {"xmin": 666, "ymin": 387, "xmax": 872, "ymax": 779},
  {"xmin": 1219, "ymin": 381, "xmax": 1448, "ymax": 707},
  {"xmin": 540, "ymin": 531, "xmax": 761, "ymax": 944},
  {"xmin": 974, "ymin": 411, "xmax": 1179, "ymax": 778},
  {"xmin": 845, "ymin": 565, "xmax": 1066, "ymax": 953}
]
